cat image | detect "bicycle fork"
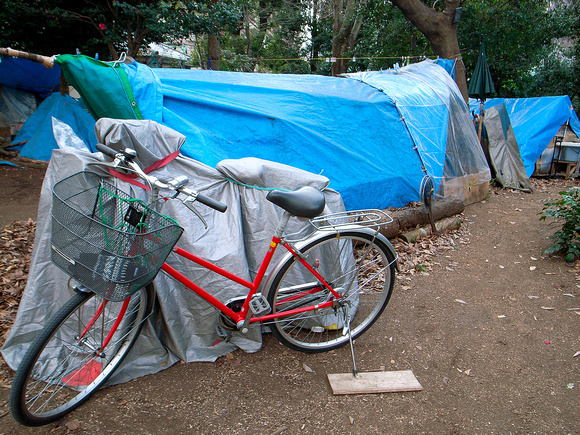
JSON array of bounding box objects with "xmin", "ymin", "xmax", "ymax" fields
[{"xmin": 76, "ymin": 298, "xmax": 131, "ymax": 357}]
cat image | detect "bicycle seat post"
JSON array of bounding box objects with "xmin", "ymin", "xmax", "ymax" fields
[{"xmin": 274, "ymin": 211, "xmax": 293, "ymax": 240}]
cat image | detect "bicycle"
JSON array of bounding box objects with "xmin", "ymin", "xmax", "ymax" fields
[{"xmin": 10, "ymin": 143, "xmax": 398, "ymax": 426}]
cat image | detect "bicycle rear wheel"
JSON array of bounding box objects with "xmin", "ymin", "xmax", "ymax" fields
[
  {"xmin": 267, "ymin": 230, "xmax": 396, "ymax": 353},
  {"xmin": 10, "ymin": 285, "xmax": 152, "ymax": 426}
]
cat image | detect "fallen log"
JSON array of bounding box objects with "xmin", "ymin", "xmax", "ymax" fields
[
  {"xmin": 7, "ymin": 142, "xmax": 27, "ymax": 148},
  {"xmin": 0, "ymin": 151, "xmax": 48, "ymax": 168},
  {"xmin": 12, "ymin": 157, "xmax": 48, "ymax": 169},
  {"xmin": 380, "ymin": 197, "xmax": 465, "ymax": 239},
  {"xmin": 400, "ymin": 217, "xmax": 461, "ymax": 243},
  {"xmin": 0, "ymin": 148, "xmax": 18, "ymax": 157}
]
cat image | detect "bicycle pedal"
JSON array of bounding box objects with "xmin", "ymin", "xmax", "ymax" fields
[
  {"xmin": 249, "ymin": 294, "xmax": 271, "ymax": 315},
  {"xmin": 216, "ymin": 324, "xmax": 233, "ymax": 342}
]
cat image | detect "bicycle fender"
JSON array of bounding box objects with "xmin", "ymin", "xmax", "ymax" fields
[
  {"xmin": 324, "ymin": 225, "xmax": 398, "ymax": 266},
  {"xmin": 261, "ymin": 226, "xmax": 398, "ymax": 301}
]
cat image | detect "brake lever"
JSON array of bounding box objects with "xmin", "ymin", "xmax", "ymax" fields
[
  {"xmin": 182, "ymin": 196, "xmax": 208, "ymax": 229},
  {"xmin": 87, "ymin": 161, "xmax": 123, "ymax": 171}
]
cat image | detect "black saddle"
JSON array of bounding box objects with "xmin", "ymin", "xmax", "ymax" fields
[{"xmin": 266, "ymin": 186, "xmax": 326, "ymax": 219}]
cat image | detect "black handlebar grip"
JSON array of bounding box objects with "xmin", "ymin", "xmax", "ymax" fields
[
  {"xmin": 96, "ymin": 143, "xmax": 119, "ymax": 158},
  {"xmin": 196, "ymin": 193, "xmax": 227, "ymax": 213}
]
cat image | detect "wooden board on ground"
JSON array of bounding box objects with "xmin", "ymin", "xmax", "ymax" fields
[{"xmin": 327, "ymin": 370, "xmax": 423, "ymax": 395}]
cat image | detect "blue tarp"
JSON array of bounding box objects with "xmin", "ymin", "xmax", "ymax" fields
[
  {"xmin": 470, "ymin": 96, "xmax": 580, "ymax": 177},
  {"xmin": 11, "ymin": 57, "xmax": 490, "ymax": 210},
  {"xmin": 148, "ymin": 60, "xmax": 488, "ymax": 210},
  {"xmin": 12, "ymin": 93, "xmax": 98, "ymax": 161},
  {"xmin": 154, "ymin": 69, "xmax": 426, "ymax": 210},
  {"xmin": 0, "ymin": 56, "xmax": 61, "ymax": 98}
]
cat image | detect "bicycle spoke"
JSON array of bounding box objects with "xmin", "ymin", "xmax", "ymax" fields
[
  {"xmin": 11, "ymin": 287, "xmax": 151, "ymax": 426},
  {"xmin": 268, "ymin": 231, "xmax": 396, "ymax": 352}
]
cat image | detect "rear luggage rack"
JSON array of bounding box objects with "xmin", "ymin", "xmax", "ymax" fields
[
  {"xmin": 309, "ymin": 209, "xmax": 393, "ymax": 231},
  {"xmin": 283, "ymin": 209, "xmax": 393, "ymax": 242}
]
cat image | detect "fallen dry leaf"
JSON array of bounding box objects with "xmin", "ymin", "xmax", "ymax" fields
[
  {"xmin": 0, "ymin": 220, "xmax": 36, "ymax": 351},
  {"xmin": 65, "ymin": 419, "xmax": 81, "ymax": 432}
]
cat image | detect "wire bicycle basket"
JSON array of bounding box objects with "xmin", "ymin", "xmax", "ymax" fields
[{"xmin": 51, "ymin": 172, "xmax": 183, "ymax": 301}]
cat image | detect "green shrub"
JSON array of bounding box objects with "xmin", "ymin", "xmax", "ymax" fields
[{"xmin": 540, "ymin": 187, "xmax": 580, "ymax": 262}]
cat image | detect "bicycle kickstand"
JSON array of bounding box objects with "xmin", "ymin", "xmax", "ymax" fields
[{"xmin": 343, "ymin": 308, "xmax": 359, "ymax": 379}]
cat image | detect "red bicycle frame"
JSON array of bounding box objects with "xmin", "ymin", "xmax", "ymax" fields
[
  {"xmin": 88, "ymin": 225, "xmax": 341, "ymax": 358},
  {"xmin": 160, "ymin": 234, "xmax": 342, "ymax": 328}
]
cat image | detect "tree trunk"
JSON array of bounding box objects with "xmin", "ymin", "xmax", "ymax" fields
[
  {"xmin": 331, "ymin": 0, "xmax": 364, "ymax": 76},
  {"xmin": 400, "ymin": 216, "xmax": 461, "ymax": 243},
  {"xmin": 243, "ymin": 4, "xmax": 254, "ymax": 71},
  {"xmin": 379, "ymin": 197, "xmax": 465, "ymax": 239},
  {"xmin": 208, "ymin": 34, "xmax": 221, "ymax": 71},
  {"xmin": 310, "ymin": 0, "xmax": 320, "ymax": 73},
  {"xmin": 331, "ymin": 0, "xmax": 345, "ymax": 76},
  {"xmin": 389, "ymin": 0, "xmax": 468, "ymax": 102}
]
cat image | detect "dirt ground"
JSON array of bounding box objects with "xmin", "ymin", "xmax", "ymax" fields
[{"xmin": 0, "ymin": 163, "xmax": 578, "ymax": 434}]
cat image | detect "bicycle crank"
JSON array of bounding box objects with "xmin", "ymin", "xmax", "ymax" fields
[{"xmin": 215, "ymin": 296, "xmax": 247, "ymax": 342}]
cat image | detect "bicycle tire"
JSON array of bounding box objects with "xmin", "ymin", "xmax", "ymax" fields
[
  {"xmin": 267, "ymin": 230, "xmax": 396, "ymax": 353},
  {"xmin": 10, "ymin": 285, "xmax": 152, "ymax": 426}
]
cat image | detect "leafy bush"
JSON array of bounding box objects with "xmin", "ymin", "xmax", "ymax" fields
[{"xmin": 540, "ymin": 187, "xmax": 580, "ymax": 262}]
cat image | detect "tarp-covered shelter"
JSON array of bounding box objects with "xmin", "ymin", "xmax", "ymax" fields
[
  {"xmin": 51, "ymin": 55, "xmax": 490, "ymax": 210},
  {"xmin": 0, "ymin": 56, "xmax": 62, "ymax": 140},
  {"xmin": 480, "ymin": 103, "xmax": 532, "ymax": 192},
  {"xmin": 3, "ymin": 55, "xmax": 491, "ymax": 384},
  {"xmin": 11, "ymin": 93, "xmax": 98, "ymax": 160},
  {"xmin": 0, "ymin": 86, "xmax": 36, "ymax": 138},
  {"xmin": 470, "ymin": 96, "xmax": 580, "ymax": 177}
]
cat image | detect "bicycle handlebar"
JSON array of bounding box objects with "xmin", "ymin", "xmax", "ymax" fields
[
  {"xmin": 185, "ymin": 188, "xmax": 228, "ymax": 213},
  {"xmin": 95, "ymin": 143, "xmax": 228, "ymax": 213},
  {"xmin": 95, "ymin": 143, "xmax": 122, "ymax": 159}
]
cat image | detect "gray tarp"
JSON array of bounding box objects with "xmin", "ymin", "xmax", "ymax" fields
[
  {"xmin": 0, "ymin": 86, "xmax": 36, "ymax": 136},
  {"xmin": 2, "ymin": 118, "xmax": 345, "ymax": 384},
  {"xmin": 482, "ymin": 104, "xmax": 533, "ymax": 192}
]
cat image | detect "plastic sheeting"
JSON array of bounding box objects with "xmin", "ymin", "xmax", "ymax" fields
[
  {"xmin": 11, "ymin": 93, "xmax": 98, "ymax": 161},
  {"xmin": 2, "ymin": 119, "xmax": 346, "ymax": 384},
  {"xmin": 10, "ymin": 55, "xmax": 490, "ymax": 209},
  {"xmin": 0, "ymin": 87, "xmax": 36, "ymax": 136},
  {"xmin": 481, "ymin": 103, "xmax": 532, "ymax": 192},
  {"xmin": 153, "ymin": 68, "xmax": 418, "ymax": 210},
  {"xmin": 346, "ymin": 62, "xmax": 490, "ymax": 198},
  {"xmin": 469, "ymin": 96, "xmax": 580, "ymax": 177}
]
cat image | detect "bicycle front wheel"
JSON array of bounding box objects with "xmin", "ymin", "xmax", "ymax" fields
[
  {"xmin": 267, "ymin": 230, "xmax": 396, "ymax": 353},
  {"xmin": 10, "ymin": 286, "xmax": 152, "ymax": 426}
]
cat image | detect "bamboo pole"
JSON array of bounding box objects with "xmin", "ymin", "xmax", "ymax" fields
[{"xmin": 0, "ymin": 48, "xmax": 54, "ymax": 68}]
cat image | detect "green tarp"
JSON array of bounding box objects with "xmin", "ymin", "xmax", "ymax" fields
[{"xmin": 55, "ymin": 54, "xmax": 143, "ymax": 120}]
